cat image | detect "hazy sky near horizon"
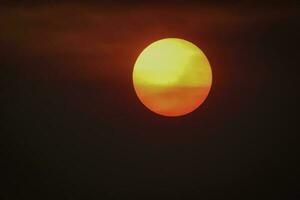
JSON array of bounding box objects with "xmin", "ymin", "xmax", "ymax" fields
[{"xmin": 1, "ymin": 1, "xmax": 298, "ymax": 199}]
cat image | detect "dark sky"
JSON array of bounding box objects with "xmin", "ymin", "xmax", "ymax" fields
[{"xmin": 1, "ymin": 1, "xmax": 299, "ymax": 199}]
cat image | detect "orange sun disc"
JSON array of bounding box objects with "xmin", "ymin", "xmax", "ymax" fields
[{"xmin": 133, "ymin": 38, "xmax": 212, "ymax": 117}]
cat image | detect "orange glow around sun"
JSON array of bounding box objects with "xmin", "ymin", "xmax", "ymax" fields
[{"xmin": 133, "ymin": 38, "xmax": 212, "ymax": 117}]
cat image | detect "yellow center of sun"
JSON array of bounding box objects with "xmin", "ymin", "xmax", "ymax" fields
[{"xmin": 133, "ymin": 38, "xmax": 212, "ymax": 117}]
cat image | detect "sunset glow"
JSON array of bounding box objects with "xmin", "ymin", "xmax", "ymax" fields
[{"xmin": 133, "ymin": 38, "xmax": 212, "ymax": 117}]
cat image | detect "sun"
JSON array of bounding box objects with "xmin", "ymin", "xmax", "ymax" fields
[{"xmin": 133, "ymin": 38, "xmax": 212, "ymax": 117}]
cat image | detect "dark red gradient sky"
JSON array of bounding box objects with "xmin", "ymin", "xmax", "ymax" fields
[{"xmin": 1, "ymin": 1, "xmax": 299, "ymax": 199}]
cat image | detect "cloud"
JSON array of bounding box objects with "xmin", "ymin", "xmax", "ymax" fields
[{"xmin": 0, "ymin": 3, "xmax": 297, "ymax": 82}]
